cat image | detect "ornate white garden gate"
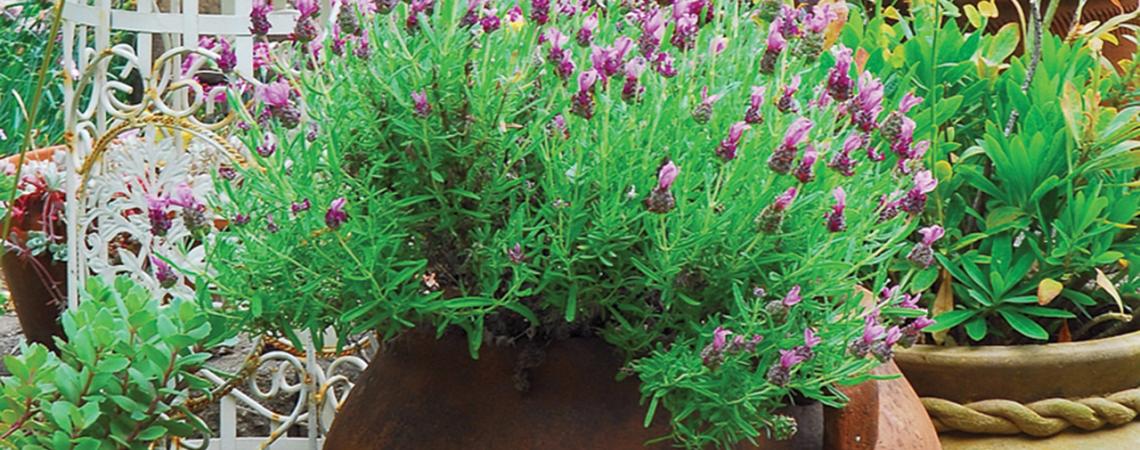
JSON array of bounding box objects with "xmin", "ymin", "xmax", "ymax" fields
[{"xmin": 60, "ymin": 1, "xmax": 369, "ymax": 448}]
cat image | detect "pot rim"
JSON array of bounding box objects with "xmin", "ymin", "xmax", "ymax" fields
[
  {"xmin": 2, "ymin": 145, "xmax": 67, "ymax": 164},
  {"xmin": 894, "ymin": 329, "xmax": 1140, "ymax": 368}
]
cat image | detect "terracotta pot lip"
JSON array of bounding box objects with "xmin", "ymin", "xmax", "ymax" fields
[
  {"xmin": 2, "ymin": 146, "xmax": 67, "ymax": 164},
  {"xmin": 895, "ymin": 329, "xmax": 1140, "ymax": 366}
]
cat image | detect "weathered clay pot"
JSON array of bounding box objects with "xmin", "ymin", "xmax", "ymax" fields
[
  {"xmin": 1, "ymin": 147, "xmax": 68, "ymax": 351},
  {"xmin": 324, "ymin": 331, "xmax": 939, "ymax": 449},
  {"xmin": 895, "ymin": 330, "xmax": 1140, "ymax": 440}
]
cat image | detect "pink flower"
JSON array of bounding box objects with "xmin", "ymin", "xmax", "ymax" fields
[
  {"xmin": 825, "ymin": 186, "xmax": 847, "ymax": 232},
  {"xmin": 804, "ymin": 327, "xmax": 822, "ymax": 348},
  {"xmin": 150, "ymin": 256, "xmax": 178, "ymax": 289},
  {"xmin": 508, "ymin": 243, "xmax": 526, "ymax": 264},
  {"xmin": 781, "ymin": 118, "xmax": 813, "ymax": 149},
  {"xmin": 656, "ymin": 160, "xmax": 679, "ymax": 191},
  {"xmin": 851, "ymin": 72, "xmax": 885, "ymax": 132},
  {"xmin": 766, "ymin": 22, "xmax": 786, "ymax": 53},
  {"xmin": 779, "ymin": 348, "xmax": 805, "ymax": 369},
  {"xmin": 744, "ymin": 86, "xmax": 766, "ymax": 124},
  {"xmin": 259, "ymin": 80, "xmax": 292, "ymax": 108},
  {"xmin": 862, "ymin": 313, "xmax": 886, "ymax": 344},
  {"xmin": 576, "ymin": 13, "xmax": 598, "ymax": 47},
  {"xmin": 412, "ymin": 90, "xmax": 431, "ymax": 117},
  {"xmin": 712, "ymin": 326, "xmax": 733, "ymax": 352},
  {"xmin": 325, "ymin": 197, "xmax": 349, "ymax": 229},
  {"xmin": 827, "ymin": 45, "xmax": 854, "ymax": 101},
  {"xmin": 782, "ymin": 285, "xmax": 802, "ymax": 307},
  {"xmin": 294, "ymin": 0, "xmax": 319, "ymax": 17},
  {"xmin": 884, "ymin": 326, "xmax": 902, "ymax": 346},
  {"xmin": 692, "ymin": 86, "xmax": 723, "ymax": 124},
  {"xmin": 773, "ymin": 187, "xmax": 797, "ymax": 211},
  {"xmin": 900, "ymin": 293, "xmax": 921, "ymax": 309},
  {"xmin": 716, "ymin": 121, "xmax": 750, "ymax": 161},
  {"xmin": 898, "ymin": 93, "xmax": 924, "ymax": 114},
  {"xmin": 914, "ymin": 170, "xmax": 938, "ymax": 194},
  {"xmin": 793, "ymin": 144, "xmax": 818, "ymax": 183},
  {"xmin": 654, "ymin": 52, "xmax": 677, "ymax": 77},
  {"xmin": 250, "ymin": 0, "xmax": 273, "ymax": 36},
  {"xmin": 919, "ymin": 225, "xmax": 945, "ymax": 245}
]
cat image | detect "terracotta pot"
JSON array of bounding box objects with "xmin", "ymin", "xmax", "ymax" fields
[
  {"xmin": 324, "ymin": 332, "xmax": 939, "ymax": 449},
  {"xmin": 895, "ymin": 331, "xmax": 1140, "ymax": 403},
  {"xmin": 895, "ymin": 331, "xmax": 1140, "ymax": 444},
  {"xmin": 1, "ymin": 146, "xmax": 69, "ymax": 351}
]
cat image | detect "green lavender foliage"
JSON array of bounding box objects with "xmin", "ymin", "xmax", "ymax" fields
[
  {"xmin": 0, "ymin": 277, "xmax": 218, "ymax": 449},
  {"xmin": 866, "ymin": 2, "xmax": 1140, "ymax": 344},
  {"xmin": 207, "ymin": 1, "xmax": 933, "ymax": 446}
]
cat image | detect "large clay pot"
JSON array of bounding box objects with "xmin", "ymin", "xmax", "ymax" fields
[
  {"xmin": 1, "ymin": 147, "xmax": 68, "ymax": 351},
  {"xmin": 895, "ymin": 330, "xmax": 1140, "ymax": 443},
  {"xmin": 324, "ymin": 331, "xmax": 940, "ymax": 449}
]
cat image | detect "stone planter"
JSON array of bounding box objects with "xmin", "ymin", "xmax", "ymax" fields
[
  {"xmin": 1, "ymin": 147, "xmax": 68, "ymax": 351},
  {"xmin": 895, "ymin": 330, "xmax": 1140, "ymax": 440},
  {"xmin": 323, "ymin": 331, "xmax": 939, "ymax": 449}
]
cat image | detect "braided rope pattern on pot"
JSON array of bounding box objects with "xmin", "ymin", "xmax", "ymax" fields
[{"xmin": 923, "ymin": 388, "xmax": 1140, "ymax": 436}]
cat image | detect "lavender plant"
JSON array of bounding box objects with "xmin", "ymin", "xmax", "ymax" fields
[{"xmin": 204, "ymin": 0, "xmax": 938, "ymax": 446}]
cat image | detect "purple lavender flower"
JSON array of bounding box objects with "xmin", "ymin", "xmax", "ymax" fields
[
  {"xmin": 148, "ymin": 196, "xmax": 171, "ymax": 237},
  {"xmin": 266, "ymin": 213, "xmax": 279, "ymax": 233},
  {"xmin": 461, "ymin": 0, "xmax": 482, "ymax": 27},
  {"xmin": 766, "ymin": 348, "xmax": 805, "ymax": 386},
  {"xmin": 793, "ymin": 144, "xmax": 817, "ymax": 183},
  {"xmin": 531, "ymin": 0, "xmax": 550, "ymax": 24},
  {"xmin": 325, "ymin": 197, "xmax": 349, "ymax": 229},
  {"xmin": 570, "ymin": 70, "xmax": 598, "ymax": 119},
  {"xmin": 377, "ymin": 0, "xmax": 398, "ymax": 14},
  {"xmin": 872, "ymin": 325, "xmax": 902, "ymax": 361},
  {"xmin": 900, "ymin": 316, "xmax": 934, "ymax": 347},
  {"xmin": 548, "ymin": 114, "xmax": 570, "ymax": 139},
  {"xmin": 701, "ymin": 325, "xmax": 734, "ymax": 369},
  {"xmin": 776, "ymin": 75, "xmax": 801, "ymax": 113},
  {"xmin": 576, "ymin": 13, "xmax": 598, "ymax": 47},
  {"xmin": 850, "ymin": 72, "xmax": 885, "ymax": 132},
  {"xmin": 828, "ymin": 133, "xmax": 860, "ymax": 176},
  {"xmin": 756, "ymin": 187, "xmax": 797, "ymax": 233},
  {"xmin": 827, "ymin": 46, "xmax": 854, "ymax": 102},
  {"xmin": 508, "ymin": 243, "xmax": 526, "ymax": 264},
  {"xmin": 653, "ymin": 52, "xmax": 678, "ymax": 78},
  {"xmin": 877, "ymin": 192, "xmax": 902, "ymax": 222},
  {"xmin": 412, "ymin": 90, "xmax": 432, "ymax": 118},
  {"xmin": 824, "ymin": 186, "xmax": 846, "ymax": 232},
  {"xmin": 775, "ymin": 6, "xmax": 801, "ymax": 38},
  {"xmin": 481, "ymin": 13, "xmax": 502, "ymax": 32},
  {"xmin": 759, "ymin": 24, "xmax": 785, "ymax": 75},
  {"xmin": 250, "ymin": 0, "xmax": 272, "ymax": 36},
  {"xmin": 218, "ymin": 166, "xmax": 238, "ymax": 180},
  {"xmin": 716, "ymin": 122, "xmax": 749, "ymax": 161},
  {"xmin": 294, "ymin": 0, "xmax": 319, "ymax": 17},
  {"xmin": 850, "ymin": 312, "xmax": 886, "ymax": 357},
  {"xmin": 645, "ymin": 160, "xmax": 678, "ymax": 213},
  {"xmin": 804, "ymin": 327, "xmax": 822, "ymax": 349},
  {"xmin": 337, "ymin": 1, "xmax": 362, "ymax": 36},
  {"xmin": 291, "ymin": 198, "xmax": 312, "ymax": 214},
  {"xmin": 621, "ymin": 57, "xmax": 648, "ymax": 103},
  {"xmin": 908, "ymin": 225, "xmax": 944, "ymax": 267},
  {"xmin": 256, "ymin": 133, "xmax": 277, "ymax": 158},
  {"xmin": 151, "ymin": 256, "xmax": 178, "ymax": 289},
  {"xmin": 260, "ymin": 81, "xmax": 291, "ymax": 108},
  {"xmin": 639, "ymin": 9, "xmax": 665, "ymax": 56},
  {"xmin": 671, "ymin": 14, "xmax": 699, "ymax": 51},
  {"xmin": 882, "ymin": 93, "xmax": 924, "ymax": 143},
  {"xmin": 900, "ymin": 170, "xmax": 937, "ymax": 214},
  {"xmin": 216, "ymin": 39, "xmax": 237, "ymax": 73},
  {"xmin": 782, "ymin": 285, "xmax": 802, "ymax": 307},
  {"xmin": 234, "ymin": 213, "xmax": 251, "ymax": 226},
  {"xmin": 796, "ymin": 4, "xmax": 834, "ymax": 60},
  {"xmin": 712, "ymin": 326, "xmax": 732, "ymax": 352},
  {"xmin": 769, "ymin": 117, "xmax": 812, "ymax": 174},
  {"xmin": 889, "ymin": 116, "xmax": 916, "ymax": 159},
  {"xmin": 744, "ymin": 86, "xmax": 765, "ymax": 124},
  {"xmin": 898, "ymin": 139, "xmax": 930, "ymax": 174},
  {"xmin": 692, "ymin": 87, "xmax": 723, "ymax": 124},
  {"xmin": 900, "ymin": 292, "xmax": 921, "ymax": 310}
]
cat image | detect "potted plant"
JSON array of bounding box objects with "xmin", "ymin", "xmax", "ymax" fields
[
  {"xmin": 201, "ymin": 0, "xmax": 941, "ymax": 447},
  {"xmin": 872, "ymin": 0, "xmax": 1140, "ymax": 442},
  {"xmin": 0, "ymin": 146, "xmax": 68, "ymax": 350}
]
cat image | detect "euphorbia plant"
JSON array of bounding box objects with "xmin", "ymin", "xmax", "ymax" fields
[{"xmin": 204, "ymin": 0, "xmax": 938, "ymax": 446}]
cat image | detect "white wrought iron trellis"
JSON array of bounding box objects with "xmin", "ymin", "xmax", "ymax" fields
[{"xmin": 59, "ymin": 1, "xmax": 368, "ymax": 449}]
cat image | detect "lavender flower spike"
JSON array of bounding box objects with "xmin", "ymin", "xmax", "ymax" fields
[
  {"xmin": 759, "ymin": 23, "xmax": 785, "ymax": 74},
  {"xmin": 908, "ymin": 225, "xmax": 944, "ymax": 267},
  {"xmin": 744, "ymin": 86, "xmax": 766, "ymax": 124},
  {"xmin": 325, "ymin": 197, "xmax": 349, "ymax": 229},
  {"xmin": 804, "ymin": 327, "xmax": 822, "ymax": 349},
  {"xmin": 151, "ymin": 256, "xmax": 178, "ymax": 289},
  {"xmin": 793, "ymin": 144, "xmax": 818, "ymax": 183},
  {"xmin": 901, "ymin": 170, "xmax": 937, "ymax": 214},
  {"xmin": 756, "ymin": 187, "xmax": 797, "ymax": 233},
  {"xmin": 769, "ymin": 118, "xmax": 812, "ymax": 174},
  {"xmin": 692, "ymin": 87, "xmax": 723, "ymax": 124},
  {"xmin": 645, "ymin": 160, "xmax": 678, "ymax": 213},
  {"xmin": 825, "ymin": 186, "xmax": 847, "ymax": 232},
  {"xmin": 716, "ymin": 122, "xmax": 750, "ymax": 161},
  {"xmin": 412, "ymin": 90, "xmax": 432, "ymax": 118},
  {"xmin": 827, "ymin": 45, "xmax": 854, "ymax": 102}
]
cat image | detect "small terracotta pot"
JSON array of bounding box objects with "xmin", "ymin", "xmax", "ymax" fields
[
  {"xmin": 1, "ymin": 146, "xmax": 69, "ymax": 351},
  {"xmin": 324, "ymin": 332, "xmax": 939, "ymax": 449}
]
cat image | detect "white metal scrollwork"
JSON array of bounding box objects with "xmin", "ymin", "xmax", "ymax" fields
[{"xmin": 60, "ymin": 2, "xmax": 367, "ymax": 449}]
